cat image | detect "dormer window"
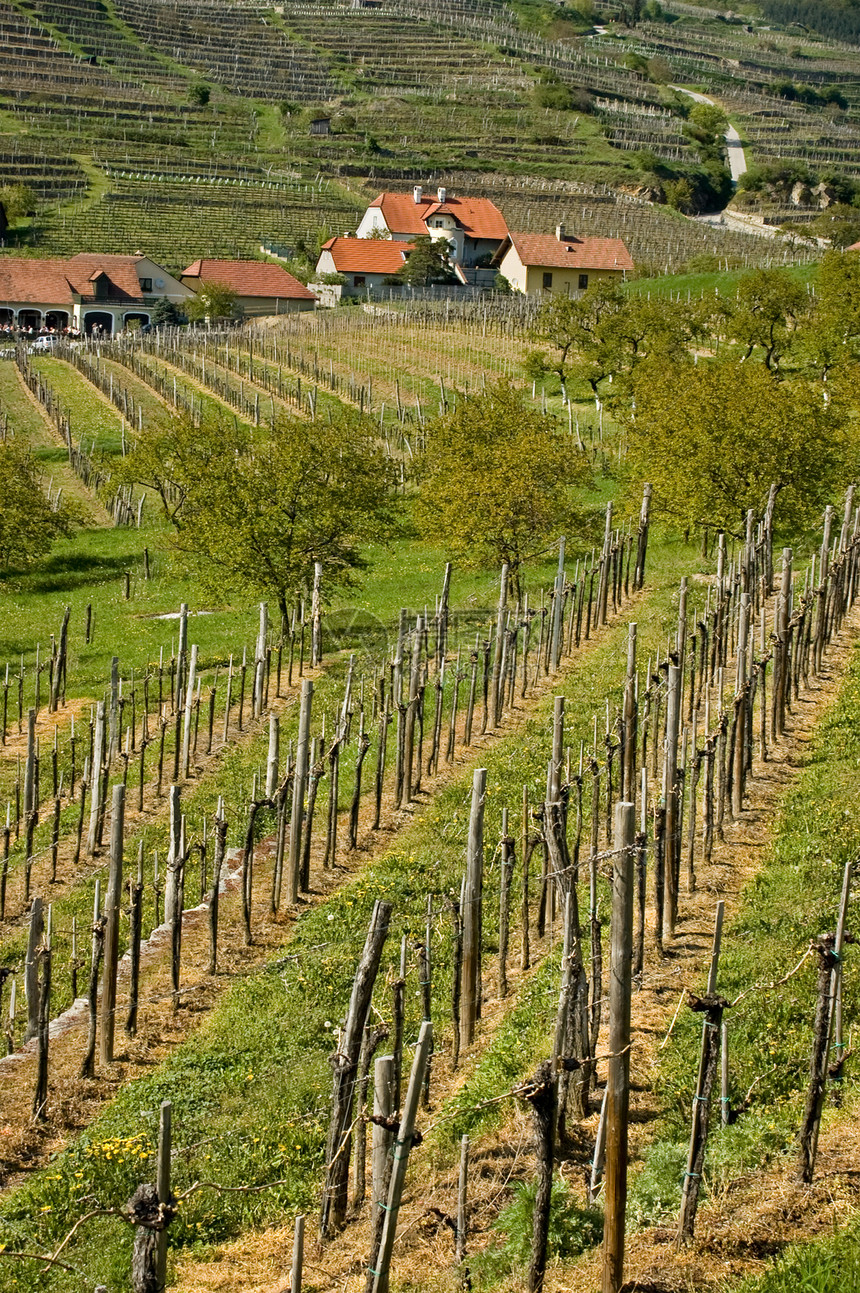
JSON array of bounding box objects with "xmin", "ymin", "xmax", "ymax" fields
[{"xmin": 92, "ymin": 272, "xmax": 110, "ymax": 301}]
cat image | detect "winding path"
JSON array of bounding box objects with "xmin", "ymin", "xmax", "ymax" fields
[{"xmin": 670, "ymin": 83, "xmax": 748, "ymax": 182}]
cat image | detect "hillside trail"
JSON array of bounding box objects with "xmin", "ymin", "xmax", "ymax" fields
[
  {"xmin": 669, "ymin": 85, "xmax": 748, "ymax": 185},
  {"xmin": 167, "ymin": 602, "xmax": 860, "ymax": 1293},
  {"xmin": 0, "ymin": 580, "xmax": 646, "ymax": 1194}
]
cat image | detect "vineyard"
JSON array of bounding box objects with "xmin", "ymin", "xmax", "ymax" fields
[
  {"xmin": 0, "ymin": 0, "xmax": 858, "ymax": 268},
  {"xmin": 0, "ymin": 249, "xmax": 858, "ymax": 1293}
]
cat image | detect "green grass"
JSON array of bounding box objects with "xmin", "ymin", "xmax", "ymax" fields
[
  {"xmin": 626, "ymin": 260, "xmax": 820, "ymax": 300},
  {"xmin": 730, "ymin": 1212, "xmax": 860, "ymax": 1292}
]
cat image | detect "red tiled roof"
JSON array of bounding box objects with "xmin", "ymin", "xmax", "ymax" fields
[
  {"xmin": 368, "ymin": 191, "xmax": 508, "ymax": 241},
  {"xmin": 504, "ymin": 232, "xmax": 634, "ymax": 272},
  {"xmin": 319, "ymin": 237, "xmax": 414, "ymax": 274},
  {"xmin": 181, "ymin": 258, "xmax": 316, "ymax": 300},
  {"xmin": 0, "ymin": 258, "xmax": 75, "ymax": 305},
  {"xmin": 65, "ymin": 253, "xmax": 149, "ymax": 299}
]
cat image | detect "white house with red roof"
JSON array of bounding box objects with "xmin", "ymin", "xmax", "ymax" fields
[
  {"xmin": 314, "ymin": 236, "xmax": 416, "ymax": 291},
  {"xmin": 356, "ymin": 186, "xmax": 508, "ymax": 268},
  {"xmin": 180, "ymin": 258, "xmax": 316, "ymax": 315},
  {"xmin": 0, "ymin": 253, "xmax": 192, "ymax": 335},
  {"xmin": 493, "ymin": 226, "xmax": 635, "ymax": 295}
]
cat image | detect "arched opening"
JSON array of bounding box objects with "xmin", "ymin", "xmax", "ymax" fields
[
  {"xmin": 0, "ymin": 308, "xmax": 14, "ymax": 327},
  {"xmin": 17, "ymin": 309, "xmax": 42, "ymax": 331},
  {"xmin": 44, "ymin": 310, "xmax": 69, "ymax": 331},
  {"xmin": 123, "ymin": 311, "xmax": 150, "ymax": 330},
  {"xmin": 83, "ymin": 311, "xmax": 114, "ymax": 336}
]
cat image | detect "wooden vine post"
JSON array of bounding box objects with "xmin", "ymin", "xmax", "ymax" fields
[
  {"xmin": 32, "ymin": 908, "xmax": 51, "ymax": 1122},
  {"xmin": 491, "ymin": 563, "xmax": 509, "ymax": 725},
  {"xmin": 155, "ymin": 1099, "xmax": 173, "ymax": 1291},
  {"xmin": 797, "ymin": 859, "xmax": 853, "ymax": 1183},
  {"xmin": 601, "ymin": 800, "xmax": 635, "ymax": 1293},
  {"xmin": 321, "ymin": 899, "xmax": 392, "ymax": 1238},
  {"xmin": 367, "ymin": 1020, "xmax": 433, "ymax": 1293},
  {"xmin": 677, "ymin": 901, "xmax": 725, "ymax": 1242},
  {"xmin": 518, "ymin": 1058, "xmax": 557, "ymax": 1293},
  {"xmin": 287, "ymin": 678, "xmax": 313, "ymax": 904},
  {"xmin": 635, "ymin": 484, "xmax": 651, "ymax": 590},
  {"xmin": 461, "ymin": 768, "xmax": 487, "ymax": 1048},
  {"xmin": 371, "ymin": 1053, "xmax": 395, "ymax": 1210},
  {"xmin": 662, "ymin": 661, "xmax": 682, "ymax": 944},
  {"xmin": 100, "ymin": 783, "xmax": 124, "ymax": 1065}
]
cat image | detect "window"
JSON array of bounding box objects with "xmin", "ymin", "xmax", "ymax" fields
[
  {"xmin": 542, "ymin": 271, "xmax": 553, "ymax": 290},
  {"xmin": 139, "ymin": 277, "xmax": 152, "ymax": 292},
  {"xmin": 578, "ymin": 273, "xmax": 589, "ymax": 290},
  {"xmin": 353, "ymin": 275, "xmax": 366, "ymax": 287}
]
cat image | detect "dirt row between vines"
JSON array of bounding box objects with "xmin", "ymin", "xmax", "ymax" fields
[{"xmin": 168, "ymin": 605, "xmax": 860, "ymax": 1293}]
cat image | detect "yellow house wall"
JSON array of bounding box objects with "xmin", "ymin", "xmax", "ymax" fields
[{"xmin": 524, "ymin": 265, "xmax": 625, "ymax": 294}]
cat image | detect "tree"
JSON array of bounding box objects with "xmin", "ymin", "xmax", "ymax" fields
[
  {"xmin": 185, "ymin": 280, "xmax": 239, "ymax": 322},
  {"xmin": 0, "ymin": 442, "xmax": 74, "ymax": 576},
  {"xmin": 797, "ymin": 249, "xmax": 860, "ymax": 383},
  {"xmin": 811, "ymin": 203, "xmax": 860, "ymax": 249},
  {"xmin": 527, "ymin": 282, "xmax": 690, "ymax": 403},
  {"xmin": 150, "ymin": 298, "xmax": 187, "ymax": 328},
  {"xmin": 664, "ymin": 177, "xmax": 695, "ymax": 212},
  {"xmin": 398, "ymin": 236, "xmax": 457, "ymax": 287},
  {"xmin": 624, "ymin": 356, "xmax": 852, "ymax": 537},
  {"xmin": 0, "ymin": 183, "xmax": 36, "ymax": 236},
  {"xmin": 0, "ymin": 183, "xmax": 36, "ymax": 220},
  {"xmin": 416, "ymin": 380, "xmax": 590, "ymax": 596},
  {"xmin": 117, "ymin": 409, "xmax": 400, "ymax": 620},
  {"xmin": 526, "ymin": 281, "xmax": 626, "ymax": 399},
  {"xmin": 729, "ymin": 267, "xmax": 807, "ymax": 370},
  {"xmin": 533, "ymin": 70, "xmax": 574, "ymax": 111},
  {"xmin": 189, "ymin": 81, "xmax": 211, "ymax": 105}
]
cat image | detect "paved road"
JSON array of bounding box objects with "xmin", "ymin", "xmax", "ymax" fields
[{"xmin": 669, "ymin": 84, "xmax": 748, "ymax": 182}]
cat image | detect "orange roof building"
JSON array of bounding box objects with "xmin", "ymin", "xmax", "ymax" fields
[
  {"xmin": 180, "ymin": 258, "xmax": 316, "ymax": 315},
  {"xmin": 493, "ymin": 226, "xmax": 634, "ymax": 295},
  {"xmin": 355, "ymin": 185, "xmax": 508, "ymax": 267},
  {"xmin": 0, "ymin": 253, "xmax": 193, "ymax": 334},
  {"xmin": 314, "ymin": 236, "xmax": 415, "ymax": 289}
]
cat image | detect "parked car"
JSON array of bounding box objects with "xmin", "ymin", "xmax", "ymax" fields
[{"xmin": 29, "ymin": 335, "xmax": 62, "ymax": 353}]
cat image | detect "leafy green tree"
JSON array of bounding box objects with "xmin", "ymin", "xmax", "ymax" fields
[
  {"xmin": 625, "ymin": 356, "xmax": 852, "ymax": 537},
  {"xmin": 150, "ymin": 298, "xmax": 187, "ymax": 328},
  {"xmin": 189, "ymin": 81, "xmax": 211, "ymax": 105},
  {"xmin": 398, "ymin": 236, "xmax": 457, "ymax": 286},
  {"xmin": 0, "ymin": 183, "xmax": 36, "ymax": 236},
  {"xmin": 684, "ymin": 103, "xmax": 728, "ymax": 161},
  {"xmin": 526, "ymin": 281, "xmax": 626, "ymax": 399},
  {"xmin": 0, "ymin": 442, "xmax": 74, "ymax": 576},
  {"xmin": 527, "ymin": 283, "xmax": 690, "ymax": 402},
  {"xmin": 416, "ymin": 380, "xmax": 590, "ymax": 596},
  {"xmin": 664, "ymin": 177, "xmax": 695, "ymax": 212},
  {"xmin": 533, "ymin": 70, "xmax": 574, "ymax": 110},
  {"xmin": 186, "ymin": 280, "xmax": 239, "ymax": 322},
  {"xmin": 729, "ymin": 267, "xmax": 807, "ymax": 370},
  {"xmin": 797, "ymin": 249, "xmax": 860, "ymax": 382},
  {"xmin": 811, "ymin": 203, "xmax": 860, "ymax": 249},
  {"xmin": 117, "ymin": 410, "xmax": 400, "ymax": 619}
]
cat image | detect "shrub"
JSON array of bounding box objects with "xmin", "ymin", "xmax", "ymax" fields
[{"xmin": 474, "ymin": 1176, "xmax": 603, "ymax": 1281}]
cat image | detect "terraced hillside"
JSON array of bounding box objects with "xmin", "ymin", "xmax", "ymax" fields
[{"xmin": 1, "ymin": 0, "xmax": 858, "ymax": 269}]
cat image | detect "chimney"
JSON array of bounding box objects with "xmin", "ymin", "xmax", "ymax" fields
[
  {"xmin": 437, "ymin": 186, "xmax": 447, "ymax": 204},
  {"xmin": 413, "ymin": 185, "xmax": 423, "ymax": 205},
  {"xmin": 556, "ymin": 223, "xmax": 566, "ymax": 242}
]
